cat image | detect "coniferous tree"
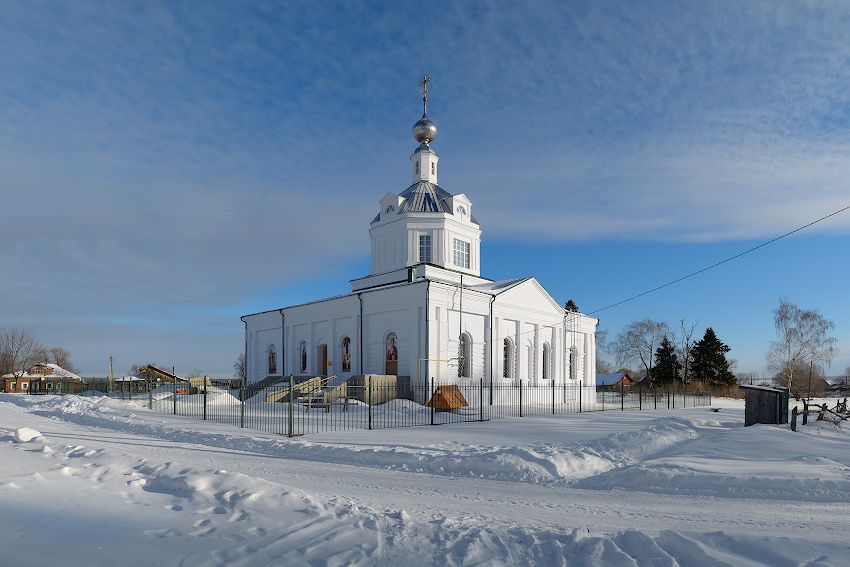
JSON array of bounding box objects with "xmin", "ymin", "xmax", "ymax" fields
[
  {"xmin": 652, "ymin": 336, "xmax": 681, "ymax": 386},
  {"xmin": 689, "ymin": 328, "xmax": 736, "ymax": 387}
]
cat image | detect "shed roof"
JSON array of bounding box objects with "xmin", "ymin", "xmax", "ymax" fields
[{"xmin": 596, "ymin": 373, "xmax": 632, "ymax": 386}]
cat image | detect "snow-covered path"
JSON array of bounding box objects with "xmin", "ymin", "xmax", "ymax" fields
[{"xmin": 2, "ymin": 394, "xmax": 848, "ymax": 566}]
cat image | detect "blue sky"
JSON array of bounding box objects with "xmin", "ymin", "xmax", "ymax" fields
[{"xmin": 2, "ymin": 1, "xmax": 849, "ymax": 378}]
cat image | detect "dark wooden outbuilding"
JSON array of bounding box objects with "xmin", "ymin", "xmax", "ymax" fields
[{"xmin": 739, "ymin": 385, "xmax": 789, "ymax": 426}]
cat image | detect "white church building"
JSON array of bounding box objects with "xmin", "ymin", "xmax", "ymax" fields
[{"xmin": 241, "ymin": 80, "xmax": 597, "ymax": 396}]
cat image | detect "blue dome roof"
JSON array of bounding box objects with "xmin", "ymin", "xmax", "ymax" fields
[{"xmin": 372, "ymin": 181, "xmax": 479, "ymax": 224}]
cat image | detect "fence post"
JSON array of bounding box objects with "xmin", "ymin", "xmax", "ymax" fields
[
  {"xmin": 203, "ymin": 379, "xmax": 207, "ymax": 420},
  {"xmin": 173, "ymin": 378, "xmax": 177, "ymax": 415},
  {"xmin": 639, "ymin": 384, "xmax": 642, "ymax": 410},
  {"xmin": 430, "ymin": 378, "xmax": 435, "ymax": 426},
  {"xmin": 368, "ymin": 376, "xmax": 373, "ymax": 430},
  {"xmin": 149, "ymin": 380, "xmax": 153, "ymax": 409},
  {"xmin": 240, "ymin": 378, "xmax": 245, "ymax": 429},
  {"xmin": 579, "ymin": 380, "xmax": 582, "ymax": 413},
  {"xmin": 479, "ymin": 378, "xmax": 484, "ymax": 422},
  {"xmin": 289, "ymin": 379, "xmax": 295, "ymax": 436},
  {"xmin": 552, "ymin": 378, "xmax": 556, "ymax": 415},
  {"xmin": 519, "ymin": 378, "xmax": 523, "ymax": 417},
  {"xmin": 621, "ymin": 383, "xmax": 624, "ymax": 411}
]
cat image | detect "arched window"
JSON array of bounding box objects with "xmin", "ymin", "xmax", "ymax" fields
[
  {"xmin": 299, "ymin": 341, "xmax": 308, "ymax": 374},
  {"xmin": 542, "ymin": 343, "xmax": 551, "ymax": 380},
  {"xmin": 341, "ymin": 336, "xmax": 351, "ymax": 373},
  {"xmin": 502, "ymin": 338, "xmax": 514, "ymax": 379},
  {"xmin": 527, "ymin": 344, "xmax": 534, "ymax": 381},
  {"xmin": 458, "ymin": 333, "xmax": 472, "ymax": 378},
  {"xmin": 569, "ymin": 346, "xmax": 578, "ymax": 380},
  {"xmin": 385, "ymin": 332, "xmax": 398, "ymax": 375},
  {"xmin": 268, "ymin": 344, "xmax": 277, "ymax": 375}
]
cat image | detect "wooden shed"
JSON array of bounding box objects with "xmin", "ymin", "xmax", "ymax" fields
[{"xmin": 739, "ymin": 385, "xmax": 789, "ymax": 426}]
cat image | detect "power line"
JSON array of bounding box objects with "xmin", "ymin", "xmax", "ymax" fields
[
  {"xmin": 425, "ymin": 203, "xmax": 850, "ymax": 359},
  {"xmin": 588, "ymin": 204, "xmax": 850, "ymax": 316}
]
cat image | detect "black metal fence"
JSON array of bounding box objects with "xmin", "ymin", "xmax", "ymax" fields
[{"xmin": 16, "ymin": 377, "xmax": 711, "ymax": 437}]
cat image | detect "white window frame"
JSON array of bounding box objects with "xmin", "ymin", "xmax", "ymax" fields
[
  {"xmin": 419, "ymin": 234, "xmax": 432, "ymax": 263},
  {"xmin": 453, "ymin": 239, "xmax": 470, "ymax": 269}
]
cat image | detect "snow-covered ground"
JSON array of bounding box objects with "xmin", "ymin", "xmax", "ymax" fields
[{"xmin": 1, "ymin": 394, "xmax": 848, "ymax": 566}]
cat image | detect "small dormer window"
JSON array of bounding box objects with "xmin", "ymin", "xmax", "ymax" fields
[
  {"xmin": 415, "ymin": 161, "xmax": 420, "ymax": 174},
  {"xmin": 385, "ymin": 205, "xmax": 395, "ymax": 213},
  {"xmin": 457, "ymin": 205, "xmax": 466, "ymax": 215},
  {"xmin": 431, "ymin": 162, "xmax": 435, "ymax": 174}
]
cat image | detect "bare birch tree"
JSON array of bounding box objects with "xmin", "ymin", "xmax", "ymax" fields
[
  {"xmin": 613, "ymin": 319, "xmax": 670, "ymax": 381},
  {"xmin": 766, "ymin": 298, "xmax": 837, "ymax": 398},
  {"xmin": 233, "ymin": 353, "xmax": 246, "ymax": 382},
  {"xmin": 0, "ymin": 328, "xmax": 46, "ymax": 377},
  {"xmin": 39, "ymin": 347, "xmax": 78, "ymax": 374},
  {"xmin": 677, "ymin": 318, "xmax": 699, "ymax": 385}
]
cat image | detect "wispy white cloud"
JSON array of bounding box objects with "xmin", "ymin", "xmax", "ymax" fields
[{"xmin": 2, "ymin": 1, "xmax": 849, "ymax": 375}]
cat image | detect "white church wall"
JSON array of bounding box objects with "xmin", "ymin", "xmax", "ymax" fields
[
  {"xmin": 289, "ymin": 322, "xmax": 308, "ymax": 374},
  {"xmin": 332, "ymin": 316, "xmax": 357, "ymax": 377},
  {"xmin": 360, "ymin": 282, "xmax": 427, "ymax": 377},
  {"xmin": 427, "ymin": 282, "xmax": 490, "ymax": 384},
  {"xmin": 256, "ymin": 328, "xmax": 281, "ymax": 376},
  {"xmin": 242, "ymin": 310, "xmax": 283, "ymax": 383}
]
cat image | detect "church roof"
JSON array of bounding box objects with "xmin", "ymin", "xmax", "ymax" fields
[
  {"xmin": 466, "ymin": 278, "xmax": 531, "ymax": 294},
  {"xmin": 372, "ymin": 181, "xmax": 479, "ymax": 224},
  {"xmin": 399, "ymin": 181, "xmax": 453, "ymax": 213}
]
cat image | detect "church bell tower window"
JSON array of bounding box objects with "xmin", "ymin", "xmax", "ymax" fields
[
  {"xmin": 453, "ymin": 239, "xmax": 470, "ymax": 269},
  {"xmin": 419, "ymin": 234, "xmax": 432, "ymax": 263}
]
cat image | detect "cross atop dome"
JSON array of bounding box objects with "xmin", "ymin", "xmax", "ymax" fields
[
  {"xmin": 420, "ymin": 74, "xmax": 431, "ymax": 112},
  {"xmin": 413, "ymin": 74, "xmax": 437, "ymax": 145}
]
